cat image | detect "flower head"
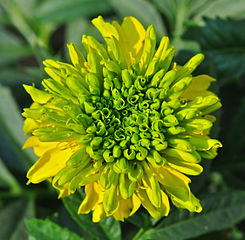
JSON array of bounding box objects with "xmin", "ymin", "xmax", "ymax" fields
[{"xmin": 22, "ymin": 16, "xmax": 222, "ymax": 222}]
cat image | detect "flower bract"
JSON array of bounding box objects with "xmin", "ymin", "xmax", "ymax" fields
[{"xmin": 22, "ymin": 16, "xmax": 222, "ymax": 222}]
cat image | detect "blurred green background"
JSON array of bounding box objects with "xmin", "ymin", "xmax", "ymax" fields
[{"xmin": 0, "ymin": 0, "xmax": 245, "ymax": 239}]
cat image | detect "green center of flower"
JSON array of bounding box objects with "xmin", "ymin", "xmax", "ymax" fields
[{"xmin": 81, "ymin": 63, "xmax": 188, "ymax": 172}]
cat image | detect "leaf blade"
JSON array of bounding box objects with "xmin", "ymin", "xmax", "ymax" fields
[
  {"xmin": 183, "ymin": 18, "xmax": 245, "ymax": 86},
  {"xmin": 35, "ymin": 0, "xmax": 113, "ymax": 24},
  {"xmin": 134, "ymin": 191, "xmax": 245, "ymax": 240},
  {"xmin": 99, "ymin": 217, "xmax": 122, "ymax": 240},
  {"xmin": 25, "ymin": 218, "xmax": 84, "ymax": 240}
]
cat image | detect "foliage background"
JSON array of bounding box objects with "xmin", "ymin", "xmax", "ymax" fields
[{"xmin": 0, "ymin": 0, "xmax": 245, "ymax": 239}]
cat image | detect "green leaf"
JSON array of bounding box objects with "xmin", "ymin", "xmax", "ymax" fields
[
  {"xmin": 0, "ymin": 26, "xmax": 22, "ymax": 45},
  {"xmin": 109, "ymin": 0, "xmax": 167, "ymax": 39},
  {"xmin": 0, "ymin": 84, "xmax": 34, "ymax": 171},
  {"xmin": 227, "ymin": 97, "xmax": 245, "ymax": 156},
  {"xmin": 153, "ymin": 0, "xmax": 190, "ymax": 38},
  {"xmin": 193, "ymin": 0, "xmax": 245, "ymax": 23},
  {"xmin": 133, "ymin": 191, "xmax": 245, "ymax": 240},
  {"xmin": 0, "ymin": 158, "xmax": 21, "ymax": 192},
  {"xmin": 126, "ymin": 211, "xmax": 148, "ymax": 229},
  {"xmin": 0, "ymin": 66, "xmax": 42, "ymax": 85},
  {"xmin": 152, "ymin": 0, "xmax": 176, "ymax": 27},
  {"xmin": 1, "ymin": 0, "xmax": 51, "ymax": 61},
  {"xmin": 0, "ymin": 84, "xmax": 25, "ymax": 145},
  {"xmin": 100, "ymin": 217, "xmax": 121, "ymax": 240},
  {"xmin": 153, "ymin": 0, "xmax": 245, "ymax": 46},
  {"xmin": 213, "ymin": 97, "xmax": 245, "ymax": 188},
  {"xmin": 0, "ymin": 200, "xmax": 34, "ymax": 240},
  {"xmin": 0, "ymin": 27, "xmax": 32, "ymax": 66},
  {"xmin": 62, "ymin": 190, "xmax": 113, "ymax": 240},
  {"xmin": 151, "ymin": 0, "xmax": 201, "ymax": 50},
  {"xmin": 35, "ymin": 0, "xmax": 113, "ymax": 24},
  {"xmin": 25, "ymin": 218, "xmax": 84, "ymax": 240},
  {"xmin": 184, "ymin": 18, "xmax": 245, "ymax": 86},
  {"xmin": 0, "ymin": 44, "xmax": 32, "ymax": 66},
  {"xmin": 10, "ymin": 0, "xmax": 39, "ymax": 18}
]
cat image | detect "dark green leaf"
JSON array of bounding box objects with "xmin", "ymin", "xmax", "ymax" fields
[
  {"xmin": 35, "ymin": 0, "xmax": 113, "ymax": 24},
  {"xmin": 0, "ymin": 84, "xmax": 25, "ymax": 145},
  {"xmin": 0, "ymin": 27, "xmax": 32, "ymax": 66},
  {"xmin": 0, "ymin": 84, "xmax": 27, "ymax": 147},
  {"xmin": 152, "ymin": 0, "xmax": 176, "ymax": 27},
  {"xmin": 184, "ymin": 18, "xmax": 245, "ymax": 86},
  {"xmin": 0, "ymin": 200, "xmax": 34, "ymax": 240},
  {"xmin": 153, "ymin": 0, "xmax": 191, "ymax": 38},
  {"xmin": 0, "ymin": 85, "xmax": 35, "ymax": 171},
  {"xmin": 0, "ymin": 158, "xmax": 21, "ymax": 192},
  {"xmin": 1, "ymin": 0, "xmax": 51, "ymax": 61},
  {"xmin": 100, "ymin": 217, "xmax": 121, "ymax": 240},
  {"xmin": 25, "ymin": 218, "xmax": 84, "ymax": 240},
  {"xmin": 0, "ymin": 44, "xmax": 32, "ymax": 66},
  {"xmin": 227, "ymin": 97, "xmax": 245, "ymax": 155},
  {"xmin": 126, "ymin": 211, "xmax": 148, "ymax": 229},
  {"xmin": 0, "ymin": 67, "xmax": 42, "ymax": 86},
  {"xmin": 133, "ymin": 191, "xmax": 245, "ymax": 240},
  {"xmin": 194, "ymin": 0, "xmax": 245, "ymax": 23},
  {"xmin": 214, "ymin": 97, "xmax": 245, "ymax": 188}
]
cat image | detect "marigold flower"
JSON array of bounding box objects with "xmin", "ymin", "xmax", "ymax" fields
[{"xmin": 22, "ymin": 16, "xmax": 222, "ymax": 222}]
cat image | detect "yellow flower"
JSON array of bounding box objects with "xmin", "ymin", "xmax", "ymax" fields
[{"xmin": 22, "ymin": 16, "xmax": 222, "ymax": 222}]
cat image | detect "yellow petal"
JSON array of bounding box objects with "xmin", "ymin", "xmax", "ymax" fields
[
  {"xmin": 142, "ymin": 174, "xmax": 161, "ymax": 208},
  {"xmin": 166, "ymin": 157, "xmax": 203, "ymax": 175},
  {"xmin": 154, "ymin": 37, "xmax": 169, "ymax": 61},
  {"xmin": 23, "ymin": 84, "xmax": 52, "ymax": 104},
  {"xmin": 119, "ymin": 173, "xmax": 136, "ymax": 199},
  {"xmin": 56, "ymin": 182, "xmax": 71, "ymax": 198},
  {"xmin": 130, "ymin": 193, "xmax": 141, "ymax": 216},
  {"xmin": 175, "ymin": 54, "xmax": 204, "ymax": 81},
  {"xmin": 113, "ymin": 16, "xmax": 145, "ymax": 65},
  {"xmin": 82, "ymin": 35, "xmax": 109, "ymax": 59},
  {"xmin": 26, "ymin": 145, "xmax": 74, "ymax": 183},
  {"xmin": 103, "ymin": 175, "xmax": 120, "ymax": 215},
  {"xmin": 113, "ymin": 198, "xmax": 132, "ymax": 221},
  {"xmin": 160, "ymin": 189, "xmax": 170, "ymax": 216},
  {"xmin": 67, "ymin": 42, "xmax": 85, "ymax": 70},
  {"xmin": 172, "ymin": 192, "xmax": 202, "ymax": 213},
  {"xmin": 137, "ymin": 188, "xmax": 169, "ymax": 218},
  {"xmin": 181, "ymin": 75, "xmax": 216, "ymax": 100},
  {"xmin": 113, "ymin": 193, "xmax": 141, "ymax": 221},
  {"xmin": 164, "ymin": 148, "xmax": 201, "ymax": 163},
  {"xmin": 156, "ymin": 166, "xmax": 191, "ymax": 190},
  {"xmin": 186, "ymin": 134, "xmax": 222, "ymax": 159},
  {"xmin": 156, "ymin": 166, "xmax": 201, "ymax": 212},
  {"xmin": 137, "ymin": 188, "xmax": 160, "ymax": 218},
  {"xmin": 23, "ymin": 136, "xmax": 58, "ymax": 157},
  {"xmin": 140, "ymin": 25, "xmax": 156, "ymax": 73},
  {"xmin": 191, "ymin": 115, "xmax": 216, "ymax": 136},
  {"xmin": 105, "ymin": 36, "xmax": 127, "ymax": 68},
  {"xmin": 92, "ymin": 16, "xmax": 119, "ymax": 39},
  {"xmin": 23, "ymin": 118, "xmax": 39, "ymax": 136},
  {"xmin": 78, "ymin": 181, "xmax": 104, "ymax": 214},
  {"xmin": 92, "ymin": 203, "xmax": 106, "ymax": 222}
]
